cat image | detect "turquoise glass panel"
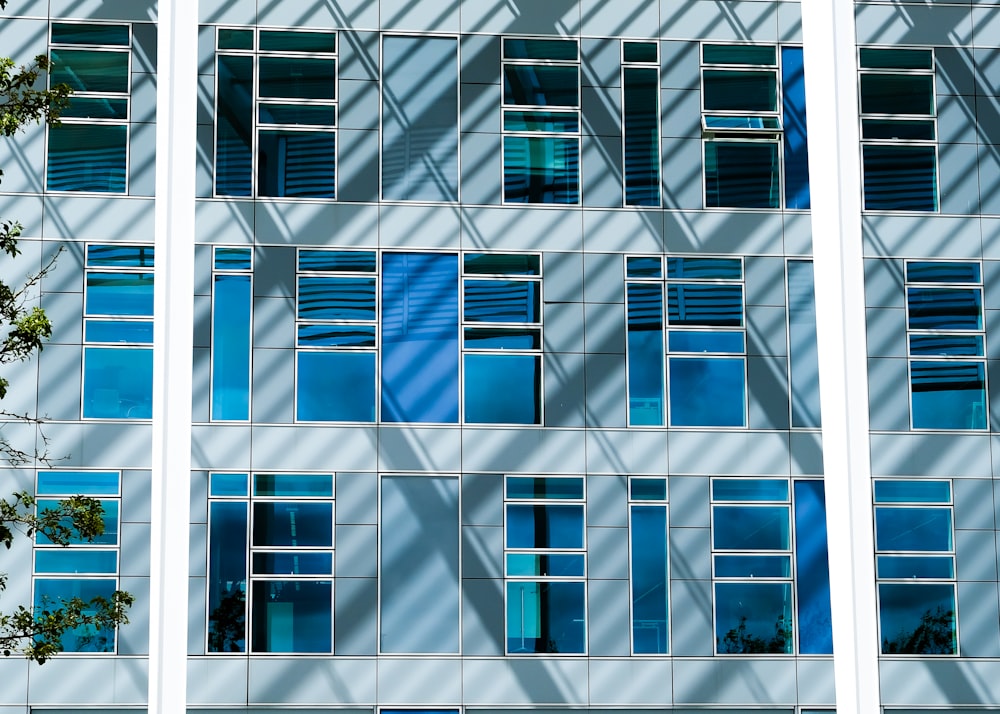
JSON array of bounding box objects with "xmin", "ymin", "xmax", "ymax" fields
[
  {"xmin": 874, "ymin": 480, "xmax": 951, "ymax": 504},
  {"xmin": 52, "ymin": 23, "xmax": 129, "ymax": 46},
  {"xmin": 506, "ymin": 553, "xmax": 585, "ymax": 577},
  {"xmin": 503, "ymin": 135, "xmax": 579, "ymax": 203},
  {"xmin": 506, "ymin": 581, "xmax": 585, "ymax": 653},
  {"xmin": 47, "ymin": 124, "xmax": 127, "ymax": 193},
  {"xmin": 631, "ymin": 505, "xmax": 669, "ymax": 653},
  {"xmin": 214, "ymin": 247, "xmax": 252, "ymax": 271},
  {"xmin": 84, "ymin": 320, "xmax": 153, "ymax": 344},
  {"xmin": 212, "ymin": 274, "xmax": 251, "ymax": 420},
  {"xmin": 503, "ymin": 110, "xmax": 578, "ymax": 133},
  {"xmin": 878, "ymin": 555, "xmax": 954, "ymax": 579},
  {"xmin": 253, "ymin": 473, "xmax": 333, "ymax": 498},
  {"xmin": 36, "ymin": 499, "xmax": 118, "ymax": 545},
  {"xmin": 506, "ymin": 477, "xmax": 584, "ymax": 500},
  {"xmin": 506, "ymin": 504, "xmax": 584, "ymax": 548},
  {"xmin": 705, "ymin": 140, "xmax": 780, "ymax": 208},
  {"xmin": 859, "ymin": 48, "xmax": 933, "ymax": 70},
  {"xmin": 35, "ymin": 549, "xmax": 117, "ymax": 574},
  {"xmin": 258, "ymin": 129, "xmax": 335, "ymax": 198},
  {"xmin": 713, "ymin": 479, "xmax": 788, "ymax": 502},
  {"xmin": 259, "ymin": 57, "xmax": 336, "ymax": 100},
  {"xmin": 504, "ymin": 38, "xmax": 577, "ymax": 61},
  {"xmin": 86, "ymin": 273, "xmax": 154, "ymax": 317},
  {"xmin": 251, "ymin": 580, "xmax": 331, "ymax": 652},
  {"xmin": 712, "ymin": 505, "xmax": 790, "ymax": 550},
  {"xmin": 703, "ymin": 45, "xmax": 776, "ymax": 66},
  {"xmin": 879, "ymin": 583, "xmax": 955, "ymax": 654},
  {"xmin": 669, "ymin": 357, "xmax": 745, "ymax": 426},
  {"xmin": 624, "ymin": 42, "xmax": 658, "ymax": 63},
  {"xmin": 464, "ymin": 354, "xmax": 540, "ymax": 424},
  {"xmin": 82, "ymin": 347, "xmax": 153, "ymax": 418},
  {"xmin": 862, "ymin": 119, "xmax": 935, "ymax": 141},
  {"xmin": 62, "ymin": 97, "xmax": 128, "ymax": 120},
  {"xmin": 630, "ymin": 478, "xmax": 666, "ymax": 501},
  {"xmin": 911, "ymin": 360, "xmax": 986, "ymax": 429},
  {"xmin": 464, "ymin": 253, "xmax": 540, "ymax": 275},
  {"xmin": 87, "ymin": 245, "xmax": 154, "ymax": 268},
  {"xmin": 504, "ymin": 65, "xmax": 578, "ymax": 107},
  {"xmin": 714, "ymin": 554, "xmax": 791, "ymax": 577},
  {"xmin": 50, "ymin": 49, "xmax": 128, "ymax": 92},
  {"xmin": 33, "ymin": 578, "xmax": 117, "ymax": 652},
  {"xmin": 260, "ymin": 30, "xmax": 336, "ymax": 53},
  {"xmin": 208, "ymin": 501, "xmax": 247, "ymax": 652},
  {"xmin": 627, "ymin": 282, "xmax": 664, "ymax": 425},
  {"xmin": 703, "ymin": 70, "xmax": 777, "ymax": 112},
  {"xmin": 704, "ymin": 115, "xmax": 781, "ymax": 130},
  {"xmin": 217, "ymin": 28, "xmax": 253, "ymax": 50},
  {"xmin": 37, "ymin": 471, "xmax": 119, "ymax": 496},
  {"xmin": 209, "ymin": 473, "xmax": 249, "ymax": 497},
  {"xmin": 464, "ymin": 328, "xmax": 540, "ymax": 349},
  {"xmin": 715, "ymin": 581, "xmax": 792, "ymax": 653},
  {"xmin": 296, "ymin": 351, "xmax": 376, "ymax": 422}
]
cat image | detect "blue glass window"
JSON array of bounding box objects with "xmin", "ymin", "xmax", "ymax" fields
[
  {"xmin": 251, "ymin": 580, "xmax": 332, "ymax": 653},
  {"xmin": 502, "ymin": 38, "xmax": 580, "ymax": 204},
  {"xmin": 506, "ymin": 581, "xmax": 585, "ymax": 654},
  {"xmin": 623, "ymin": 56, "xmax": 660, "ymax": 206},
  {"xmin": 212, "ymin": 249, "xmax": 252, "ymax": 420},
  {"xmin": 33, "ymin": 579, "xmax": 119, "ymax": 652},
  {"xmin": 793, "ymin": 480, "xmax": 833, "ymax": 654},
  {"xmin": 630, "ymin": 479, "xmax": 669, "ymax": 654}
]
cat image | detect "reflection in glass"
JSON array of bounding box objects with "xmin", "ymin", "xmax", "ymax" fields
[
  {"xmin": 506, "ymin": 581, "xmax": 585, "ymax": 653},
  {"xmin": 250, "ymin": 580, "xmax": 332, "ymax": 652},
  {"xmin": 668, "ymin": 357, "xmax": 745, "ymax": 426},
  {"xmin": 83, "ymin": 347, "xmax": 153, "ymax": 419},
  {"xmin": 503, "ymin": 136, "xmax": 579, "ymax": 204},
  {"xmin": 631, "ymin": 505, "xmax": 668, "ymax": 653},
  {"xmin": 879, "ymin": 583, "xmax": 956, "ymax": 654},
  {"xmin": 258, "ymin": 130, "xmax": 335, "ymax": 198},
  {"xmin": 713, "ymin": 505, "xmax": 790, "ymax": 550},
  {"xmin": 47, "ymin": 124, "xmax": 127, "ymax": 193},
  {"xmin": 875, "ymin": 507, "xmax": 952, "ymax": 552},
  {"xmin": 252, "ymin": 502, "xmax": 332, "ymax": 547},
  {"xmin": 33, "ymin": 578, "xmax": 118, "ymax": 652},
  {"xmin": 506, "ymin": 504, "xmax": 584, "ymax": 549},
  {"xmin": 911, "ymin": 360, "xmax": 986, "ymax": 429},
  {"xmin": 705, "ymin": 141, "xmax": 779, "ymax": 209},
  {"xmin": 627, "ymin": 282, "xmax": 664, "ymax": 425},
  {"xmin": 716, "ymin": 582, "xmax": 792, "ymax": 654},
  {"xmin": 208, "ymin": 501, "xmax": 247, "ymax": 652},
  {"xmin": 862, "ymin": 145, "xmax": 937, "ymax": 211}
]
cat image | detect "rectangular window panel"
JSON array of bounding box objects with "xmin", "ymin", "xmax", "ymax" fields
[
  {"xmin": 464, "ymin": 353, "xmax": 540, "ymax": 424},
  {"xmin": 506, "ymin": 504, "xmax": 585, "ymax": 549},
  {"xmin": 713, "ymin": 505, "xmax": 790, "ymax": 550},
  {"xmin": 208, "ymin": 501, "xmax": 248, "ymax": 652},
  {"xmin": 669, "ymin": 357, "xmax": 746, "ymax": 427},
  {"xmin": 382, "ymin": 36, "xmax": 458, "ymax": 201},
  {"xmin": 715, "ymin": 581, "xmax": 792, "ymax": 653},
  {"xmin": 623, "ymin": 66, "xmax": 660, "ymax": 206},
  {"xmin": 705, "ymin": 141, "xmax": 779, "ymax": 208},
  {"xmin": 879, "ymin": 583, "xmax": 956, "ymax": 654},
  {"xmin": 212, "ymin": 273, "xmax": 252, "ymax": 420},
  {"xmin": 50, "ymin": 49, "xmax": 129, "ymax": 93},
  {"xmin": 82, "ymin": 347, "xmax": 153, "ymax": 418},
  {"xmin": 252, "ymin": 502, "xmax": 333, "ymax": 548},
  {"xmin": 631, "ymin": 505, "xmax": 668, "ymax": 654},
  {"xmin": 506, "ymin": 476, "xmax": 584, "ymax": 500},
  {"xmin": 907, "ymin": 287, "xmax": 982, "ymax": 331},
  {"xmin": 47, "ymin": 124, "xmax": 127, "ymax": 193},
  {"xmin": 296, "ymin": 351, "xmax": 376, "ymax": 422},
  {"xmin": 250, "ymin": 580, "xmax": 332, "ymax": 653},
  {"xmin": 860, "ymin": 74, "xmax": 934, "ymax": 116},
  {"xmin": 33, "ymin": 578, "xmax": 118, "ymax": 652},
  {"xmin": 506, "ymin": 580, "xmax": 585, "ymax": 654},
  {"xmin": 911, "ymin": 360, "xmax": 986, "ymax": 430},
  {"xmin": 258, "ymin": 130, "xmax": 336, "ymax": 198},
  {"xmin": 793, "ymin": 480, "xmax": 833, "ymax": 654},
  {"xmin": 781, "ymin": 47, "xmax": 810, "ymax": 209},
  {"xmin": 380, "ymin": 476, "xmax": 460, "ymax": 653},
  {"xmin": 37, "ymin": 471, "xmax": 120, "ymax": 496},
  {"xmin": 503, "ymin": 135, "xmax": 580, "ymax": 204},
  {"xmin": 703, "ymin": 70, "xmax": 777, "ymax": 112},
  {"xmin": 627, "ymin": 282, "xmax": 665, "ymax": 425},
  {"xmin": 35, "ymin": 549, "xmax": 117, "ymax": 574},
  {"xmin": 51, "ymin": 23, "xmax": 129, "ymax": 46},
  {"xmin": 215, "ymin": 54, "xmax": 254, "ymax": 196}
]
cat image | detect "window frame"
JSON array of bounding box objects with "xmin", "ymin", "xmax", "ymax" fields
[
  {"xmin": 621, "ymin": 41, "xmax": 662, "ymax": 207},
  {"xmin": 628, "ymin": 476, "xmax": 670, "ymax": 655}
]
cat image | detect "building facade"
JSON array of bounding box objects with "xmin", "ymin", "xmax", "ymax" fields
[{"xmin": 0, "ymin": 0, "xmax": 998, "ymax": 712}]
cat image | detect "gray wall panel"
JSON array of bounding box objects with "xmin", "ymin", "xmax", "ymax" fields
[{"xmin": 587, "ymin": 578, "xmax": 631, "ymax": 656}]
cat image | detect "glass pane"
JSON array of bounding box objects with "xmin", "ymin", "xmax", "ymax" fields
[
  {"xmin": 297, "ymin": 325, "xmax": 377, "ymax": 347},
  {"xmin": 210, "ymin": 472, "xmax": 249, "ymax": 497},
  {"xmin": 464, "ymin": 253, "xmax": 541, "ymax": 276},
  {"xmin": 253, "ymin": 474, "xmax": 333, "ymax": 498},
  {"xmin": 463, "ymin": 327, "xmax": 540, "ymax": 349},
  {"xmin": 504, "ymin": 65, "xmax": 578, "ymax": 107},
  {"xmin": 781, "ymin": 46, "xmax": 811, "ymax": 210},
  {"xmin": 859, "ymin": 48, "xmax": 933, "ymax": 70},
  {"xmin": 503, "ymin": 110, "xmax": 578, "ymax": 133},
  {"xmin": 258, "ymin": 130, "xmax": 335, "ymax": 198},
  {"xmin": 208, "ymin": 501, "xmax": 248, "ymax": 652},
  {"xmin": 861, "ymin": 74, "xmax": 934, "ymax": 115},
  {"xmin": 878, "ymin": 555, "xmax": 955, "ymax": 579},
  {"xmin": 464, "ymin": 354, "xmax": 540, "ymax": 424},
  {"xmin": 712, "ymin": 505, "xmax": 790, "ymax": 550},
  {"xmin": 297, "ymin": 276, "xmax": 375, "ymax": 321},
  {"xmin": 668, "ymin": 284, "xmax": 743, "ymax": 326},
  {"xmin": 503, "ymin": 135, "xmax": 579, "ymax": 204},
  {"xmin": 907, "ymin": 287, "xmax": 982, "ymax": 330},
  {"xmin": 626, "ymin": 256, "xmax": 662, "ymax": 279},
  {"xmin": 794, "ymin": 480, "xmax": 834, "ymax": 654},
  {"xmin": 879, "ymin": 583, "xmax": 956, "ymax": 654},
  {"xmin": 704, "ymin": 115, "xmax": 781, "ymax": 130},
  {"xmin": 630, "ymin": 478, "xmax": 666, "ymax": 501},
  {"xmin": 715, "ymin": 582, "xmax": 792, "ymax": 653},
  {"xmin": 33, "ymin": 578, "xmax": 117, "ymax": 652},
  {"xmin": 259, "ymin": 57, "xmax": 336, "ymax": 100},
  {"xmin": 703, "ymin": 70, "xmax": 777, "ymax": 112},
  {"xmin": 35, "ymin": 549, "xmax": 117, "ymax": 574},
  {"xmin": 260, "ymin": 30, "xmax": 336, "ymax": 53},
  {"xmin": 631, "ymin": 505, "xmax": 669, "ymax": 654},
  {"xmin": 50, "ymin": 49, "xmax": 128, "ymax": 92},
  {"xmin": 712, "ymin": 479, "xmax": 789, "ymax": 502},
  {"xmin": 296, "ymin": 351, "xmax": 376, "ymax": 422},
  {"xmin": 212, "ymin": 273, "xmax": 251, "ymax": 420},
  {"xmin": 47, "ymin": 124, "xmax": 127, "ymax": 193},
  {"xmin": 506, "ymin": 553, "xmax": 585, "ymax": 577},
  {"xmin": 252, "ymin": 552, "xmax": 333, "ymax": 575},
  {"xmin": 86, "ymin": 273, "xmax": 154, "ymax": 316},
  {"xmin": 669, "ymin": 357, "xmax": 746, "ymax": 427},
  {"xmin": 82, "ymin": 347, "xmax": 153, "ymax": 418},
  {"xmin": 506, "ymin": 504, "xmax": 584, "ymax": 549},
  {"xmin": 217, "ymin": 28, "xmax": 253, "ymax": 50},
  {"xmin": 252, "ymin": 502, "xmax": 332, "ymax": 547},
  {"xmin": 214, "ymin": 247, "xmax": 252, "ymax": 271},
  {"xmin": 36, "ymin": 499, "xmax": 119, "ymax": 546},
  {"xmin": 250, "ymin": 580, "xmax": 331, "ymax": 652},
  {"xmin": 464, "ymin": 280, "xmax": 539, "ymax": 323},
  {"xmin": 911, "ymin": 360, "xmax": 986, "ymax": 430},
  {"xmin": 624, "ymin": 67, "xmax": 660, "ymax": 206},
  {"xmin": 862, "ymin": 118, "xmax": 935, "ymax": 141},
  {"xmin": 506, "ymin": 477, "xmax": 584, "ymax": 500},
  {"xmin": 504, "ymin": 38, "xmax": 577, "ymax": 61},
  {"xmin": 874, "ymin": 480, "xmax": 951, "ymax": 504},
  {"xmin": 84, "ymin": 319, "xmax": 153, "ymax": 344},
  {"xmin": 714, "ymin": 554, "xmax": 791, "ymax": 577},
  {"xmin": 506, "ymin": 581, "xmax": 585, "ymax": 653},
  {"xmin": 668, "ymin": 330, "xmax": 744, "ymax": 353},
  {"xmin": 906, "ymin": 261, "xmax": 980, "ymax": 284},
  {"xmin": 875, "ymin": 507, "xmax": 952, "ymax": 551},
  {"xmin": 862, "ymin": 145, "xmax": 937, "ymax": 211},
  {"xmin": 87, "ymin": 245, "xmax": 154, "ymax": 268},
  {"xmin": 667, "ymin": 257, "xmax": 742, "ymax": 280},
  {"xmin": 52, "ymin": 23, "xmax": 130, "ymax": 46},
  {"xmin": 299, "ymin": 250, "xmax": 376, "ymax": 273},
  {"xmin": 628, "ymin": 282, "xmax": 665, "ymax": 425},
  {"xmin": 703, "ymin": 44, "xmax": 776, "ymax": 66},
  {"xmin": 215, "ymin": 54, "xmax": 253, "ymax": 196},
  {"xmin": 259, "ymin": 103, "xmax": 336, "ymax": 126},
  {"xmin": 61, "ymin": 96, "xmax": 128, "ymax": 120},
  {"xmin": 37, "ymin": 471, "xmax": 119, "ymax": 496},
  {"xmin": 624, "ymin": 42, "xmax": 658, "ymax": 63},
  {"xmin": 705, "ymin": 140, "xmax": 780, "ymax": 208}
]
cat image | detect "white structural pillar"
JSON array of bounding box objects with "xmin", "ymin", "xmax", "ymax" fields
[
  {"xmin": 801, "ymin": 1, "xmax": 881, "ymax": 713},
  {"xmin": 149, "ymin": 1, "xmax": 197, "ymax": 711}
]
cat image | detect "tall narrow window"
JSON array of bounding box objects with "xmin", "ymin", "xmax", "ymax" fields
[
  {"xmin": 33, "ymin": 471, "xmax": 122, "ymax": 653},
  {"xmin": 47, "ymin": 23, "xmax": 130, "ymax": 192},
  {"xmin": 502, "ymin": 38, "xmax": 580, "ymax": 204},
  {"xmin": 505, "ymin": 476, "xmax": 586, "ymax": 654},
  {"xmin": 626, "ymin": 256, "xmax": 665, "ymax": 425},
  {"xmin": 463, "ymin": 254, "xmax": 542, "ymax": 424},
  {"xmin": 781, "ymin": 47, "xmax": 810, "ymax": 209},
  {"xmin": 215, "ymin": 28, "xmax": 337, "ymax": 198},
  {"xmin": 875, "ymin": 480, "xmax": 956, "ymax": 654},
  {"xmin": 905, "ymin": 261, "xmax": 986, "ymax": 430},
  {"xmin": 859, "ymin": 48, "xmax": 937, "ymax": 211},
  {"xmin": 381, "ymin": 36, "xmax": 459, "ymax": 201},
  {"xmin": 629, "ymin": 477, "xmax": 669, "ymax": 654},
  {"xmin": 622, "ymin": 41, "xmax": 660, "ymax": 206},
  {"xmin": 295, "ymin": 250, "xmax": 377, "ymax": 422},
  {"xmin": 211, "ymin": 247, "xmax": 252, "ymax": 421},
  {"xmin": 82, "ymin": 245, "xmax": 154, "ymax": 419}
]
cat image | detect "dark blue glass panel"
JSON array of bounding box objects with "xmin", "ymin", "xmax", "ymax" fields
[
  {"xmin": 50, "ymin": 49, "xmax": 128, "ymax": 92},
  {"xmin": 299, "ymin": 250, "xmax": 376, "ymax": 273},
  {"xmin": 296, "ymin": 351, "xmax": 376, "ymax": 422},
  {"xmin": 465, "ymin": 354, "xmax": 540, "ymax": 424},
  {"xmin": 794, "ymin": 480, "xmax": 833, "ymax": 654},
  {"xmin": 254, "ymin": 474, "xmax": 333, "ymax": 497},
  {"xmin": 464, "ymin": 280, "xmax": 539, "ymax": 323},
  {"xmin": 669, "ymin": 357, "xmax": 745, "ymax": 426},
  {"xmin": 705, "ymin": 141, "xmax": 780, "ymax": 208},
  {"xmin": 298, "ymin": 325, "xmax": 377, "ymax": 347},
  {"xmin": 875, "ymin": 507, "xmax": 952, "ymax": 551},
  {"xmin": 506, "ymin": 477, "xmax": 584, "ymax": 500},
  {"xmin": 874, "ymin": 480, "xmax": 950, "ymax": 504},
  {"xmin": 34, "ymin": 549, "xmax": 117, "ymax": 574},
  {"xmin": 703, "ymin": 70, "xmax": 777, "ymax": 112},
  {"xmin": 36, "ymin": 499, "xmax": 118, "ymax": 545},
  {"xmin": 907, "ymin": 287, "xmax": 982, "ymax": 330},
  {"xmin": 862, "ymin": 119, "xmax": 935, "ymax": 141},
  {"xmin": 252, "ymin": 502, "xmax": 332, "ymax": 547},
  {"xmin": 879, "ymin": 583, "xmax": 955, "ymax": 654},
  {"xmin": 506, "ymin": 553, "xmax": 585, "ymax": 577},
  {"xmin": 788, "ymin": 261, "xmax": 822, "ymax": 428},
  {"xmin": 37, "ymin": 471, "xmax": 119, "ymax": 496},
  {"xmin": 626, "ymin": 256, "xmax": 662, "ymax": 278},
  {"xmin": 208, "ymin": 501, "xmax": 247, "ymax": 652},
  {"xmin": 859, "ymin": 48, "xmax": 933, "ymax": 70},
  {"xmin": 259, "ymin": 103, "xmax": 337, "ymax": 126},
  {"xmin": 52, "ymin": 23, "xmax": 130, "ymax": 46},
  {"xmin": 251, "ymin": 580, "xmax": 331, "ymax": 652},
  {"xmin": 212, "ymin": 274, "xmax": 251, "ymax": 420},
  {"xmin": 214, "ymin": 247, "xmax": 252, "ymax": 271},
  {"xmin": 86, "ymin": 273, "xmax": 154, "ymax": 317},
  {"xmin": 703, "ymin": 45, "xmax": 776, "ymax": 66},
  {"xmin": 713, "ymin": 479, "xmax": 788, "ymax": 502},
  {"xmin": 82, "ymin": 347, "xmax": 153, "ymax": 418},
  {"xmin": 906, "ymin": 261, "xmax": 980, "ymax": 284},
  {"xmin": 504, "ymin": 65, "xmax": 578, "ymax": 107},
  {"xmin": 631, "ymin": 505, "xmax": 669, "ymax": 654},
  {"xmin": 217, "ymin": 28, "xmax": 252, "ymax": 50},
  {"xmin": 667, "ymin": 257, "xmax": 742, "ymax": 280},
  {"xmin": 503, "ymin": 136, "xmax": 579, "ymax": 204},
  {"xmin": 781, "ymin": 47, "xmax": 810, "ymax": 210},
  {"xmin": 85, "ymin": 320, "xmax": 153, "ymax": 344},
  {"xmin": 381, "ymin": 253, "xmax": 459, "ymax": 423},
  {"xmin": 713, "ymin": 505, "xmax": 790, "ymax": 550},
  {"xmin": 714, "ymin": 554, "xmax": 791, "ymax": 577},
  {"xmin": 860, "ymin": 74, "xmax": 934, "ymax": 115},
  {"xmin": 624, "ymin": 42, "xmax": 658, "ymax": 63},
  {"xmin": 624, "ymin": 67, "xmax": 660, "ymax": 206},
  {"xmin": 464, "ymin": 328, "xmax": 540, "ymax": 349},
  {"xmin": 252, "ymin": 552, "xmax": 333, "ymax": 575},
  {"xmin": 259, "ymin": 30, "xmax": 336, "ymax": 53},
  {"xmin": 209, "ymin": 472, "xmax": 249, "ymax": 497},
  {"xmin": 863, "ymin": 145, "xmax": 937, "ymax": 211},
  {"xmin": 911, "ymin": 360, "xmax": 986, "ymax": 430},
  {"xmin": 297, "ymin": 276, "xmax": 375, "ymax": 321},
  {"xmin": 668, "ymin": 330, "xmax": 744, "ymax": 353},
  {"xmin": 506, "ymin": 581, "xmax": 585, "ymax": 653},
  {"xmin": 47, "ymin": 124, "xmax": 127, "ymax": 193},
  {"xmin": 878, "ymin": 555, "xmax": 954, "ymax": 579},
  {"xmin": 630, "ymin": 478, "xmax": 666, "ymax": 501},
  {"xmin": 259, "ymin": 57, "xmax": 336, "ymax": 100},
  {"xmin": 258, "ymin": 130, "xmax": 335, "ymax": 198},
  {"xmin": 504, "ymin": 39, "xmax": 577, "ymax": 61},
  {"xmin": 33, "ymin": 578, "xmax": 117, "ymax": 652},
  {"xmin": 87, "ymin": 245, "xmax": 154, "ymax": 268},
  {"xmin": 715, "ymin": 582, "xmax": 792, "ymax": 653},
  {"xmin": 216, "ymin": 54, "xmax": 253, "ymax": 196},
  {"xmin": 627, "ymin": 282, "xmax": 665, "ymax": 425},
  {"xmin": 61, "ymin": 97, "xmax": 128, "ymax": 120},
  {"xmin": 506, "ymin": 504, "xmax": 584, "ymax": 549},
  {"xmin": 464, "ymin": 253, "xmax": 540, "ymax": 276}
]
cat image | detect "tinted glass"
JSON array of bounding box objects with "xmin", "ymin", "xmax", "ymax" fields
[
  {"xmin": 36, "ymin": 499, "xmax": 118, "ymax": 545},
  {"xmin": 464, "ymin": 354, "xmax": 540, "ymax": 424},
  {"xmin": 503, "ymin": 135, "xmax": 579, "ymax": 203},
  {"xmin": 212, "ymin": 273, "xmax": 251, "ymax": 420},
  {"xmin": 33, "ymin": 579, "xmax": 117, "ymax": 652},
  {"xmin": 251, "ymin": 580, "xmax": 331, "ymax": 652},
  {"xmin": 35, "ymin": 549, "xmax": 117, "ymax": 574},
  {"xmin": 259, "ymin": 57, "xmax": 336, "ymax": 99},
  {"xmin": 215, "ymin": 54, "xmax": 253, "ymax": 196},
  {"xmin": 503, "ymin": 110, "xmax": 578, "ymax": 133},
  {"xmin": 876, "ymin": 507, "xmax": 952, "ymax": 551},
  {"xmin": 506, "ymin": 477, "xmax": 584, "ymax": 500},
  {"xmin": 209, "ymin": 473, "xmax": 249, "ymax": 497},
  {"xmin": 703, "ymin": 45, "xmax": 776, "ymax": 66},
  {"xmin": 87, "ymin": 245, "xmax": 154, "ymax": 268},
  {"xmin": 862, "ymin": 119, "xmax": 935, "ymax": 141},
  {"xmin": 52, "ymin": 23, "xmax": 129, "ymax": 46},
  {"xmin": 214, "ymin": 247, "xmax": 252, "ymax": 271},
  {"xmin": 630, "ymin": 478, "xmax": 667, "ymax": 501},
  {"xmin": 703, "ymin": 70, "xmax": 777, "ymax": 112},
  {"xmin": 259, "ymin": 103, "xmax": 336, "ymax": 126},
  {"xmin": 207, "ymin": 501, "xmax": 248, "ymax": 652},
  {"xmin": 861, "ymin": 74, "xmax": 934, "ymax": 115},
  {"xmin": 296, "ymin": 351, "xmax": 376, "ymax": 422},
  {"xmin": 628, "ymin": 286, "xmax": 665, "ymax": 425},
  {"xmin": 298, "ymin": 325, "xmax": 377, "ymax": 348},
  {"xmin": 260, "ymin": 30, "xmax": 336, "ymax": 53},
  {"xmin": 62, "ymin": 96, "xmax": 128, "ymax": 120},
  {"xmin": 86, "ymin": 273, "xmax": 154, "ymax": 316},
  {"xmin": 631, "ymin": 505, "xmax": 669, "ymax": 654},
  {"xmin": 874, "ymin": 480, "xmax": 950, "ymax": 504},
  {"xmin": 258, "ymin": 130, "xmax": 335, "ymax": 198},
  {"xmin": 906, "ymin": 261, "xmax": 980, "ymax": 284},
  {"xmin": 624, "ymin": 42, "xmax": 658, "ymax": 63},
  {"xmin": 668, "ymin": 284, "xmax": 743, "ymax": 326},
  {"xmin": 705, "ymin": 140, "xmax": 780, "ymax": 208},
  {"xmin": 50, "ymin": 49, "xmax": 128, "ymax": 92},
  {"xmin": 506, "ymin": 504, "xmax": 584, "ymax": 549},
  {"xmin": 626, "ymin": 256, "xmax": 662, "ymax": 278},
  {"xmin": 669, "ymin": 357, "xmax": 745, "ymax": 426},
  {"xmin": 506, "ymin": 581, "xmax": 585, "ymax": 653},
  {"xmin": 878, "ymin": 555, "xmax": 954, "ymax": 579},
  {"xmin": 504, "ymin": 65, "xmax": 578, "ymax": 107},
  {"xmin": 624, "ymin": 67, "xmax": 660, "ymax": 206},
  {"xmin": 254, "ymin": 474, "xmax": 333, "ymax": 497},
  {"xmin": 47, "ymin": 124, "xmax": 127, "ymax": 193},
  {"xmin": 252, "ymin": 502, "xmax": 332, "ymax": 547},
  {"xmin": 907, "ymin": 287, "xmax": 981, "ymax": 330},
  {"xmin": 862, "ymin": 145, "xmax": 937, "ymax": 211},
  {"xmin": 37, "ymin": 471, "xmax": 119, "ymax": 496},
  {"xmin": 667, "ymin": 258, "xmax": 742, "ymax": 280},
  {"xmin": 504, "ymin": 38, "xmax": 577, "ymax": 60},
  {"xmin": 297, "ymin": 276, "xmax": 375, "ymax": 321},
  {"xmin": 668, "ymin": 330, "xmax": 744, "ymax": 353},
  {"xmin": 879, "ymin": 582, "xmax": 955, "ymax": 654},
  {"xmin": 713, "ymin": 479, "xmax": 788, "ymax": 502},
  {"xmin": 713, "ymin": 505, "xmax": 790, "ymax": 550},
  {"xmin": 217, "ymin": 28, "xmax": 253, "ymax": 50},
  {"xmin": 464, "ymin": 328, "xmax": 540, "ymax": 350},
  {"xmin": 859, "ymin": 48, "xmax": 933, "ymax": 70},
  {"xmin": 84, "ymin": 320, "xmax": 153, "ymax": 343},
  {"xmin": 715, "ymin": 581, "xmax": 792, "ymax": 653},
  {"xmin": 909, "ymin": 334, "xmax": 984, "ymax": 357},
  {"xmin": 506, "ymin": 553, "xmax": 585, "ymax": 577},
  {"xmin": 252, "ymin": 552, "xmax": 333, "ymax": 575},
  {"xmin": 911, "ymin": 361, "xmax": 986, "ymax": 429},
  {"xmin": 714, "ymin": 554, "xmax": 791, "ymax": 577},
  {"xmin": 82, "ymin": 347, "xmax": 153, "ymax": 418},
  {"xmin": 464, "ymin": 280, "xmax": 539, "ymax": 323},
  {"xmin": 794, "ymin": 480, "xmax": 833, "ymax": 654},
  {"xmin": 465, "ymin": 253, "xmax": 541, "ymax": 276},
  {"xmin": 299, "ymin": 250, "xmax": 376, "ymax": 273}
]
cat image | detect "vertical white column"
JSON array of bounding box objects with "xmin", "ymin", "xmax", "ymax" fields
[
  {"xmin": 801, "ymin": 1, "xmax": 881, "ymax": 713},
  {"xmin": 149, "ymin": 1, "xmax": 197, "ymax": 712}
]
